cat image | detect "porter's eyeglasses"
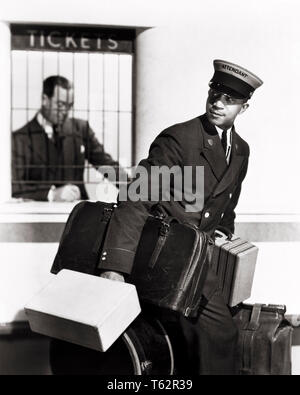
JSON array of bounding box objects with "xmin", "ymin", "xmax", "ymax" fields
[{"xmin": 208, "ymin": 88, "xmax": 246, "ymax": 105}]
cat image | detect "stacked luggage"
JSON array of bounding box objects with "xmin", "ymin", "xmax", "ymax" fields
[
  {"xmin": 25, "ymin": 201, "xmax": 294, "ymax": 375},
  {"xmin": 210, "ymin": 228, "xmax": 293, "ymax": 375}
]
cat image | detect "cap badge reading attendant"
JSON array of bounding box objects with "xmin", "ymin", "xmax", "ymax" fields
[{"xmin": 209, "ymin": 59, "xmax": 263, "ymax": 99}]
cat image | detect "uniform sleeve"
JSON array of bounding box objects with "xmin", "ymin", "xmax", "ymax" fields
[
  {"xmin": 219, "ymin": 157, "xmax": 249, "ymax": 233},
  {"xmin": 98, "ymin": 130, "xmax": 183, "ymax": 275}
]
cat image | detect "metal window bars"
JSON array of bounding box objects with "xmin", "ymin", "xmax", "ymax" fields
[{"xmin": 11, "ymin": 26, "xmax": 134, "ymax": 200}]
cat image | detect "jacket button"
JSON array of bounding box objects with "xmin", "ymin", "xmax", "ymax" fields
[
  {"xmin": 204, "ymin": 212, "xmax": 210, "ymax": 218},
  {"xmin": 229, "ymin": 193, "xmax": 232, "ymax": 198},
  {"xmin": 103, "ymin": 252, "xmax": 107, "ymax": 256},
  {"xmin": 221, "ymin": 213, "xmax": 224, "ymax": 218},
  {"xmin": 102, "ymin": 256, "xmax": 107, "ymax": 261}
]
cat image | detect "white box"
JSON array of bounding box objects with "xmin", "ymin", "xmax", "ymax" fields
[{"xmin": 24, "ymin": 269, "xmax": 141, "ymax": 352}]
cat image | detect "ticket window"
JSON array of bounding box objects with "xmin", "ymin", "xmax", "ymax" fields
[{"xmin": 10, "ymin": 25, "xmax": 135, "ymax": 201}]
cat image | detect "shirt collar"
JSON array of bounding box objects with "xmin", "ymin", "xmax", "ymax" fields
[
  {"xmin": 215, "ymin": 125, "xmax": 232, "ymax": 148},
  {"xmin": 36, "ymin": 112, "xmax": 54, "ymax": 139}
]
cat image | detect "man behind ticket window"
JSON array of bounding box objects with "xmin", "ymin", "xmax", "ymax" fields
[{"xmin": 12, "ymin": 75, "xmax": 122, "ymax": 201}]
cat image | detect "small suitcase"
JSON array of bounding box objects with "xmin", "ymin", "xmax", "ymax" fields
[
  {"xmin": 231, "ymin": 303, "xmax": 293, "ymax": 375},
  {"xmin": 129, "ymin": 213, "xmax": 211, "ymax": 318},
  {"xmin": 51, "ymin": 201, "xmax": 116, "ymax": 275},
  {"xmin": 211, "ymin": 231, "xmax": 258, "ymax": 306}
]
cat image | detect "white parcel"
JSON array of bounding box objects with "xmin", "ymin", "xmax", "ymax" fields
[{"xmin": 24, "ymin": 269, "xmax": 141, "ymax": 352}]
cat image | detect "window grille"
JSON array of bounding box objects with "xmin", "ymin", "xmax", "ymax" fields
[{"xmin": 11, "ymin": 25, "xmax": 135, "ymax": 200}]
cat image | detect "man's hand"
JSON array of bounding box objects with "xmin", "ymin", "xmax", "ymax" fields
[
  {"xmin": 100, "ymin": 271, "xmax": 125, "ymax": 282},
  {"xmin": 50, "ymin": 184, "xmax": 81, "ymax": 202}
]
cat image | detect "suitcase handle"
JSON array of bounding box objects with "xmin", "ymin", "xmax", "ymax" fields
[
  {"xmin": 214, "ymin": 225, "xmax": 233, "ymax": 240},
  {"xmin": 151, "ymin": 203, "xmax": 168, "ymax": 219}
]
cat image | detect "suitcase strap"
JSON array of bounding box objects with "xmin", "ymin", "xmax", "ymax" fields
[
  {"xmin": 148, "ymin": 222, "xmax": 170, "ymax": 268},
  {"xmin": 92, "ymin": 205, "xmax": 115, "ymax": 254},
  {"xmin": 241, "ymin": 304, "xmax": 262, "ymax": 375}
]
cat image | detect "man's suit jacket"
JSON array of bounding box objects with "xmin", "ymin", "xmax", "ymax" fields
[
  {"xmin": 98, "ymin": 114, "xmax": 249, "ymax": 300},
  {"xmin": 12, "ymin": 116, "xmax": 121, "ymax": 200}
]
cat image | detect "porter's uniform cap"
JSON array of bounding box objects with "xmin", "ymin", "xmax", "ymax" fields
[{"xmin": 210, "ymin": 59, "xmax": 263, "ymax": 99}]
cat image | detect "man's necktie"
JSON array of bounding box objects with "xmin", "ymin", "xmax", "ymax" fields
[
  {"xmin": 52, "ymin": 125, "xmax": 60, "ymax": 150},
  {"xmin": 221, "ymin": 129, "xmax": 227, "ymax": 155},
  {"xmin": 52, "ymin": 125, "xmax": 63, "ymax": 179}
]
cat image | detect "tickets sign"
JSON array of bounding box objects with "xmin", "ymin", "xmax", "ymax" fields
[{"xmin": 11, "ymin": 24, "xmax": 135, "ymax": 53}]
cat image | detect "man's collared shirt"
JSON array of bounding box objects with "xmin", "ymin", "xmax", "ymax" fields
[
  {"xmin": 36, "ymin": 112, "xmax": 55, "ymax": 140},
  {"xmin": 215, "ymin": 126, "xmax": 232, "ymax": 164}
]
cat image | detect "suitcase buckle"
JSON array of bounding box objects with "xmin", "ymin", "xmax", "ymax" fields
[
  {"xmin": 184, "ymin": 307, "xmax": 192, "ymax": 316},
  {"xmin": 160, "ymin": 222, "xmax": 170, "ymax": 237},
  {"xmin": 103, "ymin": 207, "xmax": 114, "ymax": 222}
]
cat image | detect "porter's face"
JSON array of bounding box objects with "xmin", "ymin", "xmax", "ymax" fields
[
  {"xmin": 42, "ymin": 86, "xmax": 74, "ymax": 126},
  {"xmin": 206, "ymin": 88, "xmax": 249, "ymax": 130}
]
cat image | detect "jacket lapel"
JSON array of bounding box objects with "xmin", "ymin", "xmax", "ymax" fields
[
  {"xmin": 27, "ymin": 117, "xmax": 50, "ymax": 167},
  {"xmin": 212, "ymin": 127, "xmax": 246, "ymax": 197},
  {"xmin": 199, "ymin": 114, "xmax": 228, "ymax": 181}
]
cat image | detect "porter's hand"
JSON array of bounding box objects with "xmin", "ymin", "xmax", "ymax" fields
[{"xmin": 100, "ymin": 271, "xmax": 125, "ymax": 282}]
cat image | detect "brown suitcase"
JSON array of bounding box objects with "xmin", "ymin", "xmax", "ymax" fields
[
  {"xmin": 129, "ymin": 213, "xmax": 211, "ymax": 318},
  {"xmin": 231, "ymin": 303, "xmax": 293, "ymax": 375},
  {"xmin": 51, "ymin": 201, "xmax": 116, "ymax": 275},
  {"xmin": 211, "ymin": 230, "xmax": 258, "ymax": 306}
]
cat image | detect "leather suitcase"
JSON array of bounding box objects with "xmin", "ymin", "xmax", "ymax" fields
[
  {"xmin": 129, "ymin": 214, "xmax": 210, "ymax": 318},
  {"xmin": 231, "ymin": 303, "xmax": 293, "ymax": 375},
  {"xmin": 24, "ymin": 269, "xmax": 141, "ymax": 352},
  {"xmin": 211, "ymin": 232, "xmax": 258, "ymax": 306},
  {"xmin": 51, "ymin": 201, "xmax": 116, "ymax": 275}
]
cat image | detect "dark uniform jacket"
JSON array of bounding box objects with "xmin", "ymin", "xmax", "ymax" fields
[
  {"xmin": 12, "ymin": 116, "xmax": 121, "ymax": 201},
  {"xmin": 98, "ymin": 114, "xmax": 249, "ymax": 300}
]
